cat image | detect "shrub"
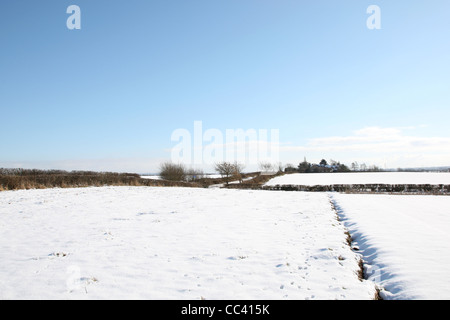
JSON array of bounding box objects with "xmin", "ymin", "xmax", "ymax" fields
[
  {"xmin": 159, "ymin": 162, "xmax": 186, "ymax": 181},
  {"xmin": 215, "ymin": 161, "xmax": 245, "ymax": 184},
  {"xmin": 0, "ymin": 168, "xmax": 143, "ymax": 190},
  {"xmin": 185, "ymin": 168, "xmax": 204, "ymax": 182}
]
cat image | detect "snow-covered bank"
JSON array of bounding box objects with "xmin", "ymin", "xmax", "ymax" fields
[
  {"xmin": 140, "ymin": 175, "xmax": 162, "ymax": 180},
  {"xmin": 265, "ymin": 172, "xmax": 450, "ymax": 187},
  {"xmin": 331, "ymin": 193, "xmax": 450, "ymax": 300},
  {"xmin": 0, "ymin": 187, "xmax": 375, "ymax": 300}
]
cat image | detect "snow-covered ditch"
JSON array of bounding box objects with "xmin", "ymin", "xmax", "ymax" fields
[
  {"xmin": 0, "ymin": 187, "xmax": 376, "ymax": 300},
  {"xmin": 331, "ymin": 193, "xmax": 450, "ymax": 300}
]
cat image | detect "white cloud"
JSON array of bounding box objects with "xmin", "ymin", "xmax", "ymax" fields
[
  {"xmin": 3, "ymin": 126, "xmax": 449, "ymax": 172},
  {"xmin": 280, "ymin": 126, "xmax": 450, "ymax": 168}
]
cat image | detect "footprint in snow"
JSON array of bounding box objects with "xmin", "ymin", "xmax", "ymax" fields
[
  {"xmin": 80, "ymin": 276, "xmax": 99, "ymax": 284},
  {"xmin": 227, "ymin": 256, "xmax": 247, "ymax": 260},
  {"xmin": 137, "ymin": 211, "xmax": 157, "ymax": 216},
  {"xmin": 49, "ymin": 252, "xmax": 69, "ymax": 258}
]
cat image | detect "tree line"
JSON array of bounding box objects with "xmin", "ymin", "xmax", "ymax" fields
[
  {"xmin": 159, "ymin": 161, "xmax": 246, "ymax": 185},
  {"xmin": 284, "ymin": 158, "xmax": 383, "ymax": 174}
]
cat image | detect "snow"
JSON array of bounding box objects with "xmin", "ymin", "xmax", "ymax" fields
[
  {"xmin": 2, "ymin": 185, "xmax": 449, "ymax": 300},
  {"xmin": 331, "ymin": 193, "xmax": 450, "ymax": 300},
  {"xmin": 140, "ymin": 174, "xmax": 223, "ymax": 180},
  {"xmin": 265, "ymin": 172, "xmax": 450, "ymax": 186},
  {"xmin": 140, "ymin": 175, "xmax": 162, "ymax": 180},
  {"xmin": 203, "ymin": 174, "xmax": 223, "ymax": 179},
  {"xmin": 0, "ymin": 187, "xmax": 375, "ymax": 300}
]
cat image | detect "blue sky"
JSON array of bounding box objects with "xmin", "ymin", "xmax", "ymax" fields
[{"xmin": 1, "ymin": 0, "xmax": 449, "ymax": 172}]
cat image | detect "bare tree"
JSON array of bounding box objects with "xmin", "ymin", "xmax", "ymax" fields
[
  {"xmin": 232, "ymin": 162, "xmax": 245, "ymax": 183},
  {"xmin": 276, "ymin": 162, "xmax": 284, "ymax": 173},
  {"xmin": 351, "ymin": 162, "xmax": 359, "ymax": 172},
  {"xmin": 360, "ymin": 163, "xmax": 367, "ymax": 172},
  {"xmin": 185, "ymin": 168, "xmax": 204, "ymax": 182},
  {"xmin": 215, "ymin": 162, "xmax": 234, "ymax": 185},
  {"xmin": 159, "ymin": 162, "xmax": 186, "ymax": 181},
  {"xmin": 259, "ymin": 161, "xmax": 273, "ymax": 173},
  {"xmin": 215, "ymin": 161, "xmax": 245, "ymax": 184}
]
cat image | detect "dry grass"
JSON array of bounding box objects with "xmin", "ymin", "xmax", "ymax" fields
[
  {"xmin": 223, "ymin": 172, "xmax": 285, "ymax": 189},
  {"xmin": 357, "ymin": 258, "xmax": 365, "ymax": 281},
  {"xmin": 0, "ymin": 168, "xmax": 203, "ymax": 192},
  {"xmin": 344, "ymin": 231, "xmax": 353, "ymax": 247},
  {"xmin": 374, "ymin": 288, "xmax": 383, "ymax": 300}
]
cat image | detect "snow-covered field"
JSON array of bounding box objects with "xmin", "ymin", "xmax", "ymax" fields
[
  {"xmin": 0, "ymin": 187, "xmax": 375, "ymax": 300},
  {"xmin": 265, "ymin": 172, "xmax": 450, "ymax": 186},
  {"xmin": 140, "ymin": 174, "xmax": 223, "ymax": 180},
  {"xmin": 332, "ymin": 193, "xmax": 450, "ymax": 300},
  {"xmin": 2, "ymin": 184, "xmax": 449, "ymax": 300}
]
